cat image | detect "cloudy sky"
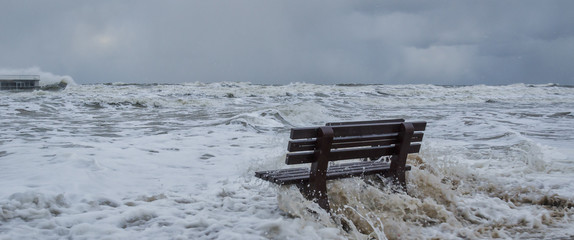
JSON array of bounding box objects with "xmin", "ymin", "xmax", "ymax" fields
[{"xmin": 1, "ymin": 1, "xmax": 573, "ymax": 85}]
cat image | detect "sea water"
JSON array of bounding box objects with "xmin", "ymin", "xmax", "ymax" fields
[{"xmin": 0, "ymin": 83, "xmax": 573, "ymax": 239}]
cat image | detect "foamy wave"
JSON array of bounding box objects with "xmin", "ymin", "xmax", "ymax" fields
[
  {"xmin": 2, "ymin": 83, "xmax": 573, "ymax": 239},
  {"xmin": 0, "ymin": 67, "xmax": 76, "ymax": 86},
  {"xmin": 1, "ymin": 192, "xmax": 65, "ymax": 221},
  {"xmin": 274, "ymin": 149, "xmax": 574, "ymax": 239}
]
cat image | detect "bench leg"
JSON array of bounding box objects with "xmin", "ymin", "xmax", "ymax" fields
[
  {"xmin": 297, "ymin": 182, "xmax": 330, "ymax": 212},
  {"xmin": 301, "ymin": 155, "xmax": 331, "ymax": 212},
  {"xmin": 384, "ymin": 166, "xmax": 407, "ymax": 193},
  {"xmin": 387, "ymin": 122, "xmax": 414, "ymax": 193},
  {"xmin": 396, "ymin": 171, "xmax": 407, "ymax": 192},
  {"xmin": 308, "ymin": 179, "xmax": 330, "ymax": 212},
  {"xmin": 303, "ymin": 126, "xmax": 333, "ymax": 212}
]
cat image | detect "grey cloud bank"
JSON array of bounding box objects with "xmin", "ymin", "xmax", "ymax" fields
[{"xmin": 1, "ymin": 1, "xmax": 573, "ymax": 85}]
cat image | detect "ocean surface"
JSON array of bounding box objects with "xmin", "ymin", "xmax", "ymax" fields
[{"xmin": 1, "ymin": 82, "xmax": 573, "ymax": 239}]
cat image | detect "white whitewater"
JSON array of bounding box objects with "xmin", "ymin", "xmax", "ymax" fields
[{"xmin": 1, "ymin": 83, "xmax": 573, "ymax": 239}]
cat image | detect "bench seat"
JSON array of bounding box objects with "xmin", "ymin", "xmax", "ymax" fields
[{"xmin": 256, "ymin": 162, "xmax": 412, "ymax": 185}]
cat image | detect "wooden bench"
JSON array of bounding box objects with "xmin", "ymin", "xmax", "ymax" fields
[{"xmin": 255, "ymin": 119, "xmax": 426, "ymax": 212}]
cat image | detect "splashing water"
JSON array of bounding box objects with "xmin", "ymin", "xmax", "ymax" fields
[{"xmin": 1, "ymin": 83, "xmax": 573, "ymax": 239}]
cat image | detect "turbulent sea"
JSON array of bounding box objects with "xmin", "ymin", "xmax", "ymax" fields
[{"xmin": 1, "ymin": 82, "xmax": 573, "ymax": 239}]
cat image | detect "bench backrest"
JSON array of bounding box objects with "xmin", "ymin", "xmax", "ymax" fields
[{"xmin": 286, "ymin": 119, "xmax": 426, "ymax": 165}]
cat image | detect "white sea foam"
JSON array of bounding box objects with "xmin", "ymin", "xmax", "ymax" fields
[{"xmin": 1, "ymin": 83, "xmax": 573, "ymax": 239}]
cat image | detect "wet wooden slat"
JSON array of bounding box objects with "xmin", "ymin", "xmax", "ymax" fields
[
  {"xmin": 285, "ymin": 143, "xmax": 421, "ymax": 165},
  {"xmin": 255, "ymin": 161, "xmax": 413, "ymax": 185},
  {"xmin": 288, "ymin": 132, "xmax": 424, "ymax": 152},
  {"xmin": 290, "ymin": 121, "xmax": 426, "ymax": 139},
  {"xmin": 326, "ymin": 119, "xmax": 404, "ymax": 126}
]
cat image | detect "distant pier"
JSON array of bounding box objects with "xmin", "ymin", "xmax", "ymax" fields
[{"xmin": 0, "ymin": 75, "xmax": 40, "ymax": 90}]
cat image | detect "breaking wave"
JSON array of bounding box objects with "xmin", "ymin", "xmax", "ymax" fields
[{"xmin": 0, "ymin": 67, "xmax": 76, "ymax": 87}]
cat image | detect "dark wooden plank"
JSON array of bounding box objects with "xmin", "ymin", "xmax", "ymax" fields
[
  {"xmin": 263, "ymin": 169, "xmax": 308, "ymax": 184},
  {"xmin": 291, "ymin": 121, "xmax": 426, "ymax": 139},
  {"xmin": 332, "ymin": 132, "xmax": 424, "ymax": 144},
  {"xmin": 414, "ymin": 121, "xmax": 427, "ymax": 131},
  {"xmin": 329, "ymin": 144, "xmax": 421, "ymax": 161},
  {"xmin": 269, "ymin": 164, "xmax": 374, "ymax": 184},
  {"xmin": 259, "ymin": 162, "xmax": 413, "ymax": 185},
  {"xmin": 326, "ymin": 119, "xmax": 404, "ymax": 126},
  {"xmin": 330, "ymin": 122, "xmax": 425, "ymax": 138},
  {"xmin": 255, "ymin": 167, "xmax": 308, "ymax": 178},
  {"xmin": 268, "ymin": 161, "xmax": 388, "ymax": 182},
  {"xmin": 259, "ymin": 162, "xmax": 371, "ymax": 184},
  {"xmin": 412, "ymin": 132, "xmax": 425, "ymax": 142},
  {"xmin": 291, "ymin": 124, "xmax": 403, "ymax": 139},
  {"xmin": 290, "ymin": 127, "xmax": 319, "ymax": 139},
  {"xmin": 287, "ymin": 140, "xmax": 316, "ymax": 152},
  {"xmin": 255, "ymin": 167, "xmax": 309, "ymax": 183},
  {"xmin": 286, "ymin": 143, "xmax": 421, "ymax": 165},
  {"xmin": 288, "ymin": 132, "xmax": 424, "ymax": 152}
]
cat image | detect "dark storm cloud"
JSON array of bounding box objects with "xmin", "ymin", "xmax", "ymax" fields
[{"xmin": 1, "ymin": 0, "xmax": 573, "ymax": 85}]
